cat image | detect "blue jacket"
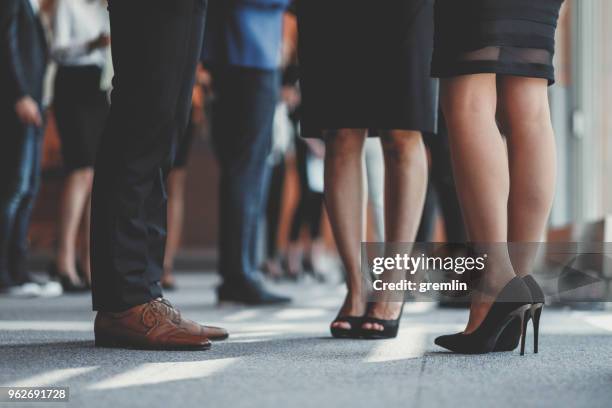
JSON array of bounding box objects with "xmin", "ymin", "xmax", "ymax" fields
[{"xmin": 202, "ymin": 0, "xmax": 291, "ymax": 70}]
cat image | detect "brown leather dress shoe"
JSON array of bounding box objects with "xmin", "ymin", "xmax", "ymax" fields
[{"xmin": 94, "ymin": 298, "xmax": 228, "ymax": 350}]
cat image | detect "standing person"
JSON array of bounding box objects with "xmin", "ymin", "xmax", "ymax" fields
[
  {"xmin": 432, "ymin": 0, "xmax": 564, "ymax": 354},
  {"xmin": 49, "ymin": 0, "xmax": 111, "ymax": 292},
  {"xmin": 161, "ymin": 65, "xmax": 210, "ymax": 291},
  {"xmin": 297, "ymin": 0, "xmax": 438, "ymax": 338},
  {"xmin": 0, "ymin": 0, "xmax": 51, "ymax": 296},
  {"xmin": 202, "ymin": 0, "xmax": 292, "ymax": 305},
  {"xmin": 285, "ymin": 137, "xmax": 325, "ymax": 280},
  {"xmin": 91, "ymin": 0, "xmax": 228, "ymax": 350}
]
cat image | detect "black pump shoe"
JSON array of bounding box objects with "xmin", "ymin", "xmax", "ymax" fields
[
  {"xmin": 494, "ymin": 275, "xmax": 544, "ymax": 353},
  {"xmin": 360, "ymin": 303, "xmax": 404, "ymax": 339},
  {"xmin": 48, "ymin": 263, "xmax": 88, "ymax": 293},
  {"xmin": 330, "ymin": 316, "xmax": 365, "ymax": 339},
  {"xmin": 434, "ymin": 277, "xmax": 533, "ymax": 355}
]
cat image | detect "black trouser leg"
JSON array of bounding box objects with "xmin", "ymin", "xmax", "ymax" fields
[{"xmin": 91, "ymin": 0, "xmax": 207, "ymax": 312}]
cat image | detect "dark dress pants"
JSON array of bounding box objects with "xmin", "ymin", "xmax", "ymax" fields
[
  {"xmin": 0, "ymin": 111, "xmax": 43, "ymax": 288},
  {"xmin": 91, "ymin": 0, "xmax": 207, "ymax": 312},
  {"xmin": 210, "ymin": 67, "xmax": 279, "ymax": 292}
]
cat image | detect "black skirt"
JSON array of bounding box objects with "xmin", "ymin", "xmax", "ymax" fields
[
  {"xmin": 431, "ymin": 0, "xmax": 564, "ymax": 85},
  {"xmin": 53, "ymin": 65, "xmax": 109, "ymax": 172},
  {"xmin": 297, "ymin": 0, "xmax": 438, "ymax": 139}
]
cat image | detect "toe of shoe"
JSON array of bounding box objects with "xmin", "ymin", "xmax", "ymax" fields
[{"xmin": 203, "ymin": 326, "xmax": 229, "ymax": 340}]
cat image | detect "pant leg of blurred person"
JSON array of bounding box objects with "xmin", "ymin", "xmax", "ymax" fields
[
  {"xmin": 0, "ymin": 0, "xmax": 49, "ymax": 295},
  {"xmin": 91, "ymin": 0, "xmax": 206, "ymax": 312},
  {"xmin": 203, "ymin": 0, "xmax": 292, "ymax": 305},
  {"xmin": 363, "ymin": 137, "xmax": 385, "ymax": 242},
  {"xmin": 0, "ymin": 119, "xmax": 44, "ymax": 288}
]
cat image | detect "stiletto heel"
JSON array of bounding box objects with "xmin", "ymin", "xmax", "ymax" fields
[
  {"xmin": 435, "ymin": 277, "xmax": 533, "ymax": 354},
  {"xmin": 494, "ymin": 275, "xmax": 544, "ymax": 353},
  {"xmin": 519, "ymin": 307, "xmax": 530, "ymax": 356},
  {"xmin": 532, "ymin": 303, "xmax": 543, "ymax": 353}
]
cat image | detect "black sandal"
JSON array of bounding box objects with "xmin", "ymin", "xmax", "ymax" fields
[
  {"xmin": 361, "ymin": 303, "xmax": 405, "ymax": 339},
  {"xmin": 330, "ymin": 316, "xmax": 364, "ymax": 339}
]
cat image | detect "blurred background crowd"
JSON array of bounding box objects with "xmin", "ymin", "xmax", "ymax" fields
[{"xmin": 2, "ymin": 0, "xmax": 612, "ymax": 306}]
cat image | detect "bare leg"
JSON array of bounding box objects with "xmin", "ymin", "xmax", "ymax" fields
[
  {"xmin": 499, "ymin": 76, "xmax": 556, "ymax": 276},
  {"xmin": 326, "ymin": 129, "xmax": 368, "ymax": 330},
  {"xmin": 362, "ymin": 130, "xmax": 428, "ymax": 331},
  {"xmin": 162, "ymin": 168, "xmax": 188, "ymax": 288},
  {"xmin": 56, "ymin": 167, "xmax": 94, "ymax": 284},
  {"xmin": 442, "ymin": 75, "xmax": 516, "ymax": 334}
]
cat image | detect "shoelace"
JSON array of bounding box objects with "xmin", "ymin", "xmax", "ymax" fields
[{"xmin": 151, "ymin": 298, "xmax": 182, "ymax": 324}]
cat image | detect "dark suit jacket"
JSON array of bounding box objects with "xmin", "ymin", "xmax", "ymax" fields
[{"xmin": 0, "ymin": 0, "xmax": 48, "ymax": 108}]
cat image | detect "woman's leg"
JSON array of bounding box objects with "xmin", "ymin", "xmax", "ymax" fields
[
  {"xmin": 499, "ymin": 76, "xmax": 556, "ymax": 276},
  {"xmin": 162, "ymin": 168, "xmax": 188, "ymax": 286},
  {"xmin": 325, "ymin": 129, "xmax": 368, "ymax": 330},
  {"xmin": 362, "ymin": 130, "xmax": 428, "ymax": 331},
  {"xmin": 56, "ymin": 167, "xmax": 94, "ymax": 284},
  {"xmin": 441, "ymin": 74, "xmax": 516, "ymax": 333}
]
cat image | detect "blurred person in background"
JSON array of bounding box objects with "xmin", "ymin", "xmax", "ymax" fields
[
  {"xmin": 297, "ymin": 0, "xmax": 438, "ymax": 339},
  {"xmin": 261, "ymin": 78, "xmax": 296, "ymax": 281},
  {"xmin": 48, "ymin": 0, "xmax": 110, "ymax": 292},
  {"xmin": 416, "ymin": 112, "xmax": 466, "ymax": 244},
  {"xmin": 202, "ymin": 0, "xmax": 292, "ymax": 305},
  {"xmin": 161, "ymin": 65, "xmax": 211, "ymax": 291},
  {"xmin": 0, "ymin": 0, "xmax": 60, "ymax": 297},
  {"xmin": 285, "ymin": 136, "xmax": 326, "ymax": 281}
]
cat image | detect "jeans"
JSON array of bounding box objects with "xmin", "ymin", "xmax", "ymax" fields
[
  {"xmin": 0, "ymin": 114, "xmax": 43, "ymax": 288},
  {"xmin": 91, "ymin": 0, "xmax": 207, "ymax": 312},
  {"xmin": 210, "ymin": 67, "xmax": 279, "ymax": 290}
]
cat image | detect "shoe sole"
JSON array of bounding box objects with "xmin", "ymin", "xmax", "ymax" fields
[{"xmin": 95, "ymin": 338, "xmax": 212, "ymax": 351}]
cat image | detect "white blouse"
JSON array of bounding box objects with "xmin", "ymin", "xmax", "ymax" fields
[
  {"xmin": 51, "ymin": 0, "xmax": 109, "ymax": 67},
  {"xmin": 28, "ymin": 0, "xmax": 40, "ymax": 14}
]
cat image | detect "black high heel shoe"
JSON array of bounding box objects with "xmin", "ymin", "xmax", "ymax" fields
[
  {"xmin": 494, "ymin": 275, "xmax": 544, "ymax": 353},
  {"xmin": 330, "ymin": 315, "xmax": 365, "ymax": 339},
  {"xmin": 48, "ymin": 263, "xmax": 89, "ymax": 293},
  {"xmin": 434, "ymin": 277, "xmax": 533, "ymax": 355},
  {"xmin": 75, "ymin": 263, "xmax": 91, "ymax": 289},
  {"xmin": 360, "ymin": 303, "xmax": 404, "ymax": 339}
]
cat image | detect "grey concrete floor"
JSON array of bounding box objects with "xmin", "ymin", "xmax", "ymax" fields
[{"xmin": 1, "ymin": 273, "xmax": 612, "ymax": 408}]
